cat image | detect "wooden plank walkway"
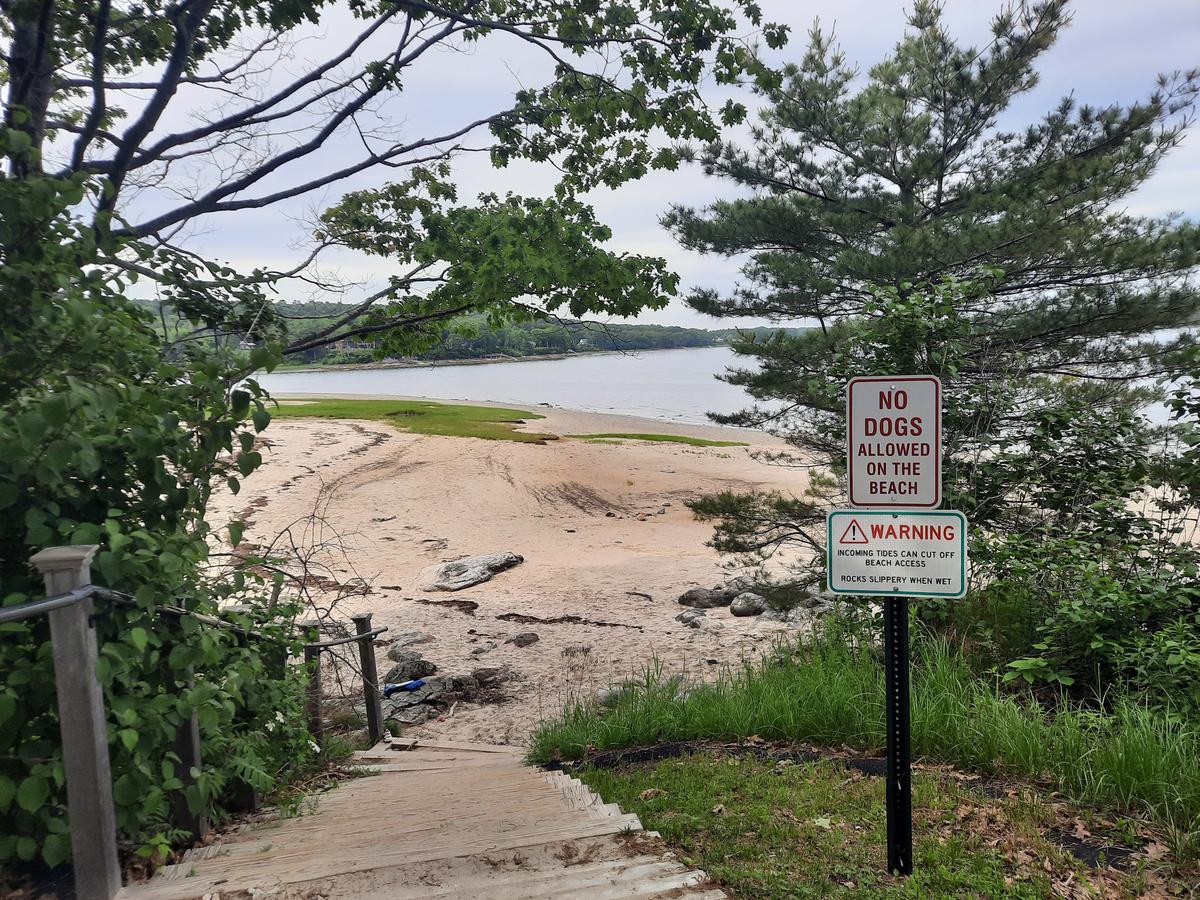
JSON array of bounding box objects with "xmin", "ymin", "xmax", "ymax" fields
[{"xmin": 117, "ymin": 739, "xmax": 725, "ymax": 899}]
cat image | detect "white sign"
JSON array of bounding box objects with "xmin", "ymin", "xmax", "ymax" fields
[
  {"xmin": 847, "ymin": 376, "xmax": 941, "ymax": 508},
  {"xmin": 826, "ymin": 509, "xmax": 967, "ymax": 598}
]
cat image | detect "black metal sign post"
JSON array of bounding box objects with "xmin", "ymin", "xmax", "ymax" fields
[
  {"xmin": 838, "ymin": 374, "xmax": 964, "ymax": 877},
  {"xmin": 883, "ymin": 594, "xmax": 913, "ymax": 875}
]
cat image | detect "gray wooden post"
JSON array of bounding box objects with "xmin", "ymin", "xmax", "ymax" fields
[
  {"xmin": 304, "ymin": 645, "xmax": 324, "ymax": 747},
  {"xmin": 30, "ymin": 546, "xmax": 121, "ymax": 900},
  {"xmin": 169, "ymin": 674, "xmax": 208, "ymax": 839},
  {"xmin": 351, "ymin": 614, "xmax": 383, "ymax": 745}
]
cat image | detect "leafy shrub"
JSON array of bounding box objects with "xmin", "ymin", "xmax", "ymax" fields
[
  {"xmin": 985, "ymin": 532, "xmax": 1200, "ymax": 708},
  {"xmin": 951, "ymin": 392, "xmax": 1200, "ymax": 711},
  {"xmin": 322, "ymin": 348, "xmax": 376, "ymax": 365},
  {"xmin": 0, "ymin": 168, "xmax": 314, "ymax": 867}
]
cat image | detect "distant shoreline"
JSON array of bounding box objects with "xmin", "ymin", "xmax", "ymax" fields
[{"xmin": 275, "ymin": 345, "xmax": 726, "ymax": 374}]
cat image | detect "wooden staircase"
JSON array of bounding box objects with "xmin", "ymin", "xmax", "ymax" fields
[{"xmin": 117, "ymin": 739, "xmax": 724, "ymax": 899}]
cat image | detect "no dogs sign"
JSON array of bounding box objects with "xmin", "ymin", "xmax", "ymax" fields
[{"xmin": 847, "ymin": 376, "xmax": 941, "ymax": 508}]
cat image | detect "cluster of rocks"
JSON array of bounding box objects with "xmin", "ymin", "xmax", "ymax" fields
[
  {"xmin": 675, "ymin": 575, "xmax": 756, "ymax": 610},
  {"xmin": 674, "ymin": 607, "xmax": 721, "ymax": 631},
  {"xmin": 637, "ymin": 500, "xmax": 671, "ymax": 522},
  {"xmin": 376, "ymin": 665, "xmax": 516, "ymax": 726},
  {"xmin": 371, "ymin": 628, "xmax": 537, "ymax": 727},
  {"xmin": 382, "ymin": 645, "xmax": 438, "ymax": 684},
  {"xmin": 374, "ymin": 665, "xmax": 517, "ymax": 724},
  {"xmin": 675, "ymin": 577, "xmax": 837, "ymax": 626},
  {"xmin": 604, "ymin": 499, "xmax": 673, "ymax": 523}
]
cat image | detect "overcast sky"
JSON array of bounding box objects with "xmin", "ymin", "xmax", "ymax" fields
[{"xmin": 162, "ymin": 0, "xmax": 1200, "ymax": 329}]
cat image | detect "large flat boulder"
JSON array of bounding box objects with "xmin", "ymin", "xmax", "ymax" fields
[
  {"xmin": 382, "ymin": 676, "xmax": 448, "ymax": 711},
  {"xmin": 418, "ymin": 551, "xmax": 524, "ymax": 592}
]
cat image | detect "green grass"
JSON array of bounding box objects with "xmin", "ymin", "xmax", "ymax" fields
[
  {"xmin": 579, "ymin": 754, "xmax": 1162, "ymax": 898},
  {"xmin": 272, "ymin": 398, "xmax": 554, "ymax": 442},
  {"xmin": 566, "ymin": 432, "xmax": 748, "ymax": 447},
  {"xmin": 529, "ymin": 623, "xmax": 1200, "ymax": 858}
]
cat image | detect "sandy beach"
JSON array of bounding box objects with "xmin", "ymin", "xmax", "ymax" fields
[{"xmin": 210, "ymin": 400, "xmax": 808, "ymax": 747}]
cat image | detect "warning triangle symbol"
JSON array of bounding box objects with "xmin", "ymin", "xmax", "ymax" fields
[{"xmin": 838, "ymin": 519, "xmax": 868, "ymax": 545}]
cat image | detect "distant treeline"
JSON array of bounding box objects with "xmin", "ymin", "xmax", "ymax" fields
[{"xmin": 274, "ymin": 304, "xmax": 805, "ymax": 365}]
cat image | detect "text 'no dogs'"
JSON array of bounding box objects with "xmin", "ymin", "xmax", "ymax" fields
[{"xmin": 847, "ymin": 376, "xmax": 941, "ymax": 508}]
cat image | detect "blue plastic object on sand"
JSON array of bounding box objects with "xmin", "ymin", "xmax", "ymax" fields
[{"xmin": 382, "ymin": 679, "xmax": 425, "ymax": 698}]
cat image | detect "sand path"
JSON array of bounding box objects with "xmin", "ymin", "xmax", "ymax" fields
[{"xmin": 209, "ymin": 403, "xmax": 808, "ymax": 746}]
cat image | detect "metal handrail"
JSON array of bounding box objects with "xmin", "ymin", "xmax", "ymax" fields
[
  {"xmin": 97, "ymin": 587, "xmax": 281, "ymax": 643},
  {"xmin": 10, "ymin": 548, "xmax": 390, "ymax": 900},
  {"xmin": 0, "ymin": 585, "xmax": 96, "ymax": 622},
  {"xmin": 303, "ymin": 625, "xmax": 388, "ymax": 651},
  {"xmin": 2, "ymin": 584, "xmax": 301, "ymax": 645},
  {"xmin": 302, "ymin": 618, "xmax": 387, "ymax": 747},
  {"xmin": 8, "ymin": 579, "xmax": 388, "ymax": 792}
]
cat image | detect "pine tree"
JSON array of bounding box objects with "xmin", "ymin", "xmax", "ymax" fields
[{"xmin": 668, "ymin": 0, "xmax": 1200, "ymax": 569}]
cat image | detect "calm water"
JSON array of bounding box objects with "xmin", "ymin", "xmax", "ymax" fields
[
  {"xmin": 257, "ymin": 344, "xmax": 1183, "ymax": 426},
  {"xmin": 258, "ymin": 347, "xmax": 757, "ymax": 426}
]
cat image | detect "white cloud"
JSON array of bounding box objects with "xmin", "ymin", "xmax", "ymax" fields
[{"xmin": 140, "ymin": 0, "xmax": 1200, "ymax": 327}]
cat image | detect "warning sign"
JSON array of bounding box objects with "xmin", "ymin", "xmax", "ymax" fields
[
  {"xmin": 838, "ymin": 519, "xmax": 869, "ymax": 544},
  {"xmin": 826, "ymin": 509, "xmax": 967, "ymax": 598},
  {"xmin": 848, "ymin": 376, "xmax": 941, "ymax": 508}
]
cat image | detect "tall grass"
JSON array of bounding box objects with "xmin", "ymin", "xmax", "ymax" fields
[{"xmin": 528, "ymin": 623, "xmax": 1200, "ymax": 854}]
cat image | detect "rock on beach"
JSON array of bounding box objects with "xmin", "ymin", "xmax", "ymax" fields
[
  {"xmin": 382, "ymin": 649, "xmax": 438, "ymax": 683},
  {"xmin": 419, "ymin": 551, "xmax": 524, "ymax": 591},
  {"xmin": 729, "ymin": 591, "xmax": 767, "ymax": 617},
  {"xmin": 676, "ymin": 575, "xmax": 756, "ymax": 609}
]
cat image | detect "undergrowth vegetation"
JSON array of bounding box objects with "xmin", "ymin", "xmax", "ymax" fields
[
  {"xmin": 579, "ymin": 755, "xmax": 1175, "ymax": 898},
  {"xmin": 528, "ymin": 619, "xmax": 1200, "ymax": 858}
]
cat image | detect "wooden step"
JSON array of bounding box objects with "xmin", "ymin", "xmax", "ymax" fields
[{"xmin": 117, "ymin": 743, "xmax": 722, "ymax": 900}]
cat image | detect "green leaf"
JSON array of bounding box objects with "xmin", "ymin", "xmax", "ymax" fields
[
  {"xmin": 129, "ymin": 627, "xmax": 149, "ymax": 651},
  {"xmin": 42, "ymin": 832, "xmax": 71, "ymax": 868},
  {"xmin": 16, "ymin": 836, "xmax": 37, "ymax": 861},
  {"xmin": 42, "ymin": 394, "xmax": 70, "ymax": 426},
  {"xmin": 228, "ymin": 521, "xmax": 245, "ymax": 546},
  {"xmin": 7, "ymin": 128, "xmax": 32, "ymax": 155},
  {"xmin": 0, "ymin": 692, "xmax": 15, "ymax": 726},
  {"xmin": 17, "ymin": 775, "xmax": 49, "ymax": 812},
  {"xmin": 0, "ymin": 776, "xmax": 15, "ymax": 811},
  {"xmin": 235, "ymin": 451, "xmax": 262, "ymax": 476},
  {"xmin": 113, "ymin": 773, "xmax": 140, "ymax": 806},
  {"xmin": 118, "ymin": 728, "xmax": 139, "ymax": 751}
]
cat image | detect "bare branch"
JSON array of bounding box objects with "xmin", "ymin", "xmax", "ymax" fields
[
  {"xmin": 99, "ymin": 0, "xmax": 217, "ymax": 208},
  {"xmin": 68, "ymin": 0, "xmax": 110, "ymax": 170}
]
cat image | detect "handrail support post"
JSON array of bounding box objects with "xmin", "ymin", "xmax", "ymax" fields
[
  {"xmin": 351, "ymin": 614, "xmax": 384, "ymax": 745},
  {"xmin": 304, "ymin": 645, "xmax": 324, "ymax": 747},
  {"xmin": 30, "ymin": 546, "xmax": 121, "ymax": 900}
]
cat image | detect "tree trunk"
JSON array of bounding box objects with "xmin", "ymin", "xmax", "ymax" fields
[{"xmin": 5, "ymin": 0, "xmax": 58, "ymax": 175}]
